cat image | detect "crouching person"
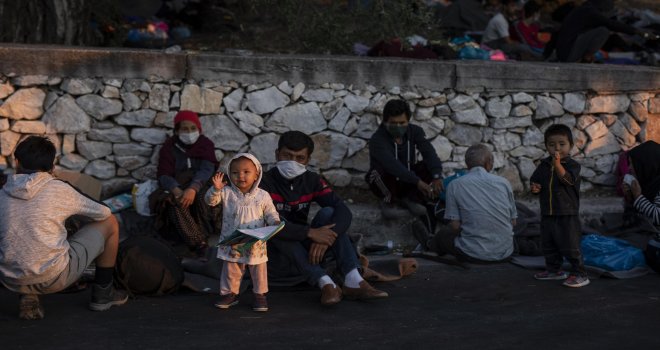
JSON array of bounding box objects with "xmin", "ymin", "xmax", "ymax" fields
[{"xmin": 0, "ymin": 136, "xmax": 128, "ymax": 320}]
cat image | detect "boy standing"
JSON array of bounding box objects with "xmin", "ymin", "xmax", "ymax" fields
[{"xmin": 530, "ymin": 124, "xmax": 589, "ymax": 287}]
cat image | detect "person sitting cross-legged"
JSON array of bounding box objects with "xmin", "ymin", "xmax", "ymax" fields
[{"xmin": 428, "ymin": 144, "xmax": 517, "ymax": 263}]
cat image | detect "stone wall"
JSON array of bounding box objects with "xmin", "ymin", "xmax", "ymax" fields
[{"xmin": 0, "ymin": 45, "xmax": 659, "ymax": 198}]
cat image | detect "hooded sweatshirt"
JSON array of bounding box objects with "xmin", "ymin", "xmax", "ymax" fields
[
  {"xmin": 204, "ymin": 153, "xmax": 280, "ymax": 265},
  {"xmin": 0, "ymin": 172, "xmax": 111, "ymax": 286}
]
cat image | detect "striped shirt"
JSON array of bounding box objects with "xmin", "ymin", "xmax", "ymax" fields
[{"xmin": 633, "ymin": 192, "xmax": 660, "ymax": 226}]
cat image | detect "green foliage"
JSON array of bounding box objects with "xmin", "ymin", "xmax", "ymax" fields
[{"xmin": 245, "ymin": 0, "xmax": 443, "ymax": 54}]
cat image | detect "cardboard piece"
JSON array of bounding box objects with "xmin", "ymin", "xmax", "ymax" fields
[{"xmin": 54, "ymin": 169, "xmax": 102, "ymax": 200}]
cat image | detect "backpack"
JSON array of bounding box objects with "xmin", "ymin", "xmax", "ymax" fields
[{"xmin": 115, "ymin": 236, "xmax": 184, "ymax": 296}]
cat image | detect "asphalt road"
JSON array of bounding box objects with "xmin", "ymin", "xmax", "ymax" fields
[{"xmin": 1, "ymin": 259, "xmax": 659, "ymax": 350}]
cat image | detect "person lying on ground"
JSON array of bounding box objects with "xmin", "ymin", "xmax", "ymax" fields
[
  {"xmin": 553, "ymin": 0, "xmax": 654, "ymax": 62},
  {"xmin": 0, "ymin": 136, "xmax": 128, "ymax": 320}
]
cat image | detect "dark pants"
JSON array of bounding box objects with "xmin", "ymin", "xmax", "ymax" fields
[
  {"xmin": 564, "ymin": 27, "xmax": 610, "ymax": 62},
  {"xmin": 268, "ymin": 208, "xmax": 359, "ymax": 286},
  {"xmin": 429, "ymin": 226, "xmax": 509, "ymax": 264},
  {"xmin": 366, "ymin": 162, "xmax": 437, "ymax": 234},
  {"xmin": 541, "ymin": 215, "xmax": 586, "ymax": 276}
]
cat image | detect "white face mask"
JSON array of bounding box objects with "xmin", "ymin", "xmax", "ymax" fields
[
  {"xmin": 178, "ymin": 131, "xmax": 200, "ymax": 145},
  {"xmin": 276, "ymin": 160, "xmax": 307, "ymax": 180}
]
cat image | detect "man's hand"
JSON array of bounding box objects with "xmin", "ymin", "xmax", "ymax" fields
[
  {"xmin": 179, "ymin": 188, "xmax": 196, "ymax": 209},
  {"xmin": 449, "ymin": 220, "xmax": 461, "ymax": 233},
  {"xmin": 307, "ymin": 224, "xmax": 337, "ymax": 246},
  {"xmin": 530, "ymin": 182, "xmax": 541, "ymax": 194},
  {"xmin": 417, "ymin": 180, "xmax": 434, "ymax": 200},
  {"xmin": 171, "ymin": 187, "xmax": 184, "ymax": 198},
  {"xmin": 309, "ymin": 243, "xmax": 329, "ymax": 265},
  {"xmin": 431, "ymin": 178, "xmax": 443, "ymax": 196}
]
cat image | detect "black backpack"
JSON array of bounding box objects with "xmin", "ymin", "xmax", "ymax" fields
[{"xmin": 115, "ymin": 236, "xmax": 184, "ymax": 296}]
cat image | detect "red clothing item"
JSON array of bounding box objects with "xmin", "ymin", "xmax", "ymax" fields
[{"xmin": 511, "ymin": 20, "xmax": 544, "ymax": 50}]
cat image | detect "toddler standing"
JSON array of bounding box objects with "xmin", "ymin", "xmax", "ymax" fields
[
  {"xmin": 205, "ymin": 153, "xmax": 280, "ymax": 311},
  {"xmin": 530, "ymin": 124, "xmax": 589, "ymax": 288}
]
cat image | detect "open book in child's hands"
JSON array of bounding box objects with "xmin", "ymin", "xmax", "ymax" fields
[{"xmin": 218, "ymin": 221, "xmax": 286, "ymax": 247}]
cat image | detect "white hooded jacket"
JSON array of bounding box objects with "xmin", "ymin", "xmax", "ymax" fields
[
  {"xmin": 204, "ymin": 153, "xmax": 279, "ymax": 264},
  {"xmin": 0, "ymin": 172, "xmax": 111, "ymax": 287}
]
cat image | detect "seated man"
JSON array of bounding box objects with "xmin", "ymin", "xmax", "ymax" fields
[
  {"xmin": 555, "ymin": 0, "xmax": 647, "ymax": 62},
  {"xmin": 261, "ymin": 131, "xmax": 387, "ymax": 306},
  {"xmin": 366, "ymin": 99, "xmax": 443, "ymax": 247},
  {"xmin": 428, "ymin": 144, "xmax": 517, "ymax": 262},
  {"xmin": 0, "ymin": 136, "xmax": 127, "ymax": 320}
]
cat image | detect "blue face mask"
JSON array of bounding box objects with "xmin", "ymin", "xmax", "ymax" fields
[{"xmin": 385, "ymin": 124, "xmax": 407, "ymax": 138}]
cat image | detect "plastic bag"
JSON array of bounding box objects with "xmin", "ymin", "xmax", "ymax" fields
[
  {"xmin": 132, "ymin": 180, "xmax": 158, "ymax": 216},
  {"xmin": 581, "ymin": 234, "xmax": 647, "ymax": 271},
  {"xmin": 103, "ymin": 193, "xmax": 133, "ymax": 213}
]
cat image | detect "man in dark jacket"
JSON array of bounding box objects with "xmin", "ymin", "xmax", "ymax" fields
[
  {"xmin": 555, "ymin": 0, "xmax": 646, "ymax": 62},
  {"xmin": 261, "ymin": 131, "xmax": 388, "ymax": 306},
  {"xmin": 366, "ymin": 99, "xmax": 444, "ymax": 248}
]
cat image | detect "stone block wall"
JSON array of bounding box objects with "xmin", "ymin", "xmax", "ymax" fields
[
  {"xmin": 0, "ymin": 46, "xmax": 658, "ymax": 198},
  {"xmin": 1, "ymin": 73, "xmax": 658, "ymax": 198}
]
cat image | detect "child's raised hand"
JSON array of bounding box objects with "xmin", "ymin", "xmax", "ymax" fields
[
  {"xmin": 530, "ymin": 182, "xmax": 541, "ymax": 194},
  {"xmin": 212, "ymin": 172, "xmax": 225, "ymax": 190}
]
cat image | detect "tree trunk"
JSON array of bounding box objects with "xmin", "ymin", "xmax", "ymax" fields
[{"xmin": 0, "ymin": 0, "xmax": 95, "ymax": 46}]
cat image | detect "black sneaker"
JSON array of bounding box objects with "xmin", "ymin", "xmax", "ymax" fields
[
  {"xmin": 89, "ymin": 284, "xmax": 129, "ymax": 311},
  {"xmin": 19, "ymin": 294, "xmax": 45, "ymax": 320}
]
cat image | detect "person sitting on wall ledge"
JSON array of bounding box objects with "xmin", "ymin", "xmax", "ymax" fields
[
  {"xmin": 427, "ymin": 144, "xmax": 517, "ymax": 263},
  {"xmin": 366, "ymin": 99, "xmax": 444, "ymax": 250},
  {"xmin": 261, "ymin": 131, "xmax": 388, "ymax": 306},
  {"xmin": 0, "ymin": 136, "xmax": 128, "ymax": 320},
  {"xmin": 552, "ymin": 0, "xmax": 656, "ymax": 63}
]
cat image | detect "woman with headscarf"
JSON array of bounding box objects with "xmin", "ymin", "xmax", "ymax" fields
[
  {"xmin": 624, "ymin": 141, "xmax": 660, "ymax": 226},
  {"xmin": 155, "ymin": 110, "xmax": 219, "ymax": 255}
]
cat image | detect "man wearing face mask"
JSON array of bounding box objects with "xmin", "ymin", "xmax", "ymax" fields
[
  {"xmin": 366, "ymin": 99, "xmax": 444, "ymax": 249},
  {"xmin": 261, "ymin": 131, "xmax": 388, "ymax": 306},
  {"xmin": 155, "ymin": 110, "xmax": 219, "ymax": 256}
]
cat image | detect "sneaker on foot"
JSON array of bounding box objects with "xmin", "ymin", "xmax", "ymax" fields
[
  {"xmin": 89, "ymin": 283, "xmax": 129, "ymax": 311},
  {"xmin": 252, "ymin": 293, "xmax": 268, "ymax": 312},
  {"xmin": 19, "ymin": 294, "xmax": 44, "ymax": 320},
  {"xmin": 214, "ymin": 293, "xmax": 239, "ymax": 309},
  {"xmin": 563, "ymin": 275, "xmax": 590, "ymax": 288},
  {"xmin": 534, "ymin": 271, "xmax": 569, "ymax": 280}
]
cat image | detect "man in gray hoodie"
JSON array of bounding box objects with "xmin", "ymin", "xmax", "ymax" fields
[{"xmin": 0, "ymin": 136, "xmax": 128, "ymax": 320}]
